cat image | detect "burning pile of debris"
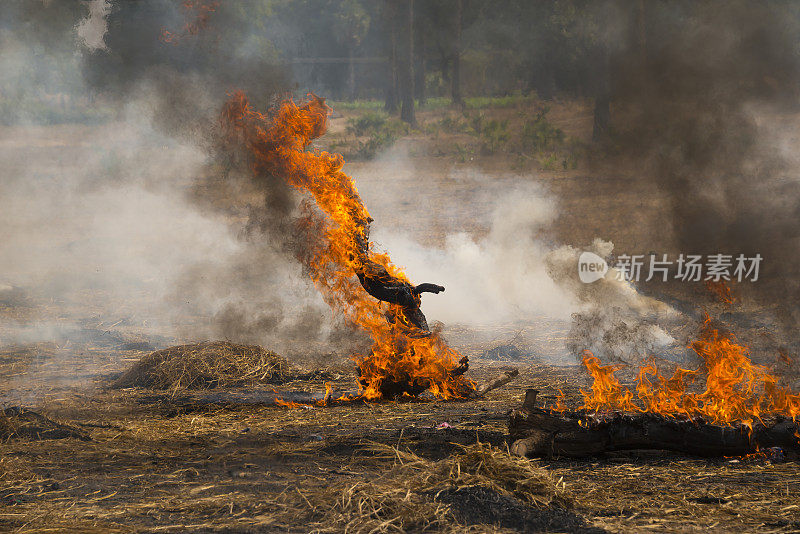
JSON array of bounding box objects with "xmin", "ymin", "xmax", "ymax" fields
[
  {"xmin": 510, "ymin": 314, "xmax": 800, "ymax": 458},
  {"xmin": 110, "ymin": 93, "xmax": 522, "ymax": 406},
  {"xmin": 221, "ymin": 93, "xmax": 478, "ymax": 401}
]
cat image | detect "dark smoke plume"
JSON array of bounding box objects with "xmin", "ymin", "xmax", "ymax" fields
[
  {"xmin": 607, "ymin": 1, "xmax": 800, "ymax": 341},
  {"xmin": 1, "ymin": 0, "xmax": 359, "ymax": 358}
]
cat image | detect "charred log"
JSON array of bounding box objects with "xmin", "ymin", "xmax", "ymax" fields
[
  {"xmin": 356, "ymin": 355, "xmax": 470, "ymax": 399},
  {"xmin": 474, "ymin": 369, "xmax": 519, "ymax": 397},
  {"xmin": 413, "ymin": 283, "xmax": 445, "ymax": 295},
  {"xmin": 509, "ymin": 389, "xmax": 800, "ymax": 458},
  {"xmin": 352, "ymin": 219, "xmax": 444, "ymax": 334}
]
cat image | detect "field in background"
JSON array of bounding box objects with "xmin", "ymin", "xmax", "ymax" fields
[{"xmin": 1, "ymin": 98, "xmax": 799, "ymax": 532}]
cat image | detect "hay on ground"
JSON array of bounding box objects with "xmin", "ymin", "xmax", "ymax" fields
[
  {"xmin": 111, "ymin": 340, "xmax": 292, "ymax": 391},
  {"xmin": 277, "ymin": 442, "xmax": 578, "ymax": 533},
  {"xmin": 0, "ymin": 407, "xmax": 90, "ymax": 441}
]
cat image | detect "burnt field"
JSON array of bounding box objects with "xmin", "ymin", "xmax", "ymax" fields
[
  {"xmin": 2, "ymin": 103, "xmax": 800, "ymax": 533},
  {"xmin": 6, "ymin": 1, "xmax": 800, "ymax": 531},
  {"xmin": 1, "ymin": 349, "xmax": 799, "ymax": 533}
]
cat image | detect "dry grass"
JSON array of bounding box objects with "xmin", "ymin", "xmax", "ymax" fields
[
  {"xmin": 0, "ymin": 409, "xmax": 14, "ymax": 437},
  {"xmin": 111, "ymin": 341, "xmax": 291, "ymax": 392},
  {"xmin": 0, "ymin": 407, "xmax": 89, "ymax": 441},
  {"xmin": 0, "ymin": 365, "xmax": 798, "ymax": 532},
  {"xmin": 276, "ymin": 442, "xmax": 574, "ymax": 533}
]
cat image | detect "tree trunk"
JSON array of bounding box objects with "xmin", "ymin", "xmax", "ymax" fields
[
  {"xmin": 592, "ymin": 43, "xmax": 610, "ymax": 142},
  {"xmin": 637, "ymin": 0, "xmax": 647, "ymax": 65},
  {"xmin": 384, "ymin": 0, "xmax": 398, "ymax": 113},
  {"xmin": 399, "ymin": 0, "xmax": 416, "ymax": 125},
  {"xmin": 414, "ymin": 14, "xmax": 426, "ymax": 108},
  {"xmin": 451, "ymin": 0, "xmax": 463, "ymax": 107},
  {"xmin": 348, "ymin": 46, "xmax": 356, "ymax": 102},
  {"xmin": 508, "ymin": 390, "xmax": 800, "ymax": 459}
]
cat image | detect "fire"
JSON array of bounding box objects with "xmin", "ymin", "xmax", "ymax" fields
[
  {"xmin": 705, "ymin": 279, "xmax": 736, "ymax": 305},
  {"xmin": 561, "ymin": 314, "xmax": 800, "ymax": 428},
  {"xmin": 275, "ymin": 398, "xmax": 310, "ymax": 409},
  {"xmin": 160, "ymin": 1, "xmax": 219, "ymax": 44},
  {"xmin": 222, "ymin": 93, "xmax": 474, "ymax": 400}
]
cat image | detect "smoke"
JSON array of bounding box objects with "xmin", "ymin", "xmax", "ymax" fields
[
  {"xmin": 354, "ymin": 148, "xmax": 681, "ymax": 364},
  {"xmin": 606, "ymin": 1, "xmax": 800, "ymax": 343},
  {"xmin": 76, "ymin": 0, "xmax": 111, "ymax": 52},
  {"xmin": 0, "ymin": 116, "xmax": 224, "ymax": 323},
  {"xmin": 371, "ymin": 181, "xmax": 575, "ymax": 325},
  {"xmin": 545, "ymin": 240, "xmax": 681, "ymax": 363},
  {"xmin": 0, "ymin": 0, "xmax": 348, "ymax": 367},
  {"xmin": 0, "ymin": 109, "xmax": 343, "ymax": 365},
  {"xmin": 80, "ymin": 1, "xmax": 289, "ymax": 123},
  {"xmin": 6, "ymin": 0, "xmax": 797, "ymax": 377}
]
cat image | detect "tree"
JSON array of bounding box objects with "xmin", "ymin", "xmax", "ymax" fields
[
  {"xmin": 333, "ymin": 0, "xmax": 370, "ymax": 101},
  {"xmin": 398, "ymin": 0, "xmax": 415, "ymax": 125},
  {"xmin": 451, "ymin": 0, "xmax": 463, "ymax": 107},
  {"xmin": 414, "ymin": 2, "xmax": 428, "ymax": 108},
  {"xmin": 383, "ymin": 0, "xmax": 399, "ymax": 113}
]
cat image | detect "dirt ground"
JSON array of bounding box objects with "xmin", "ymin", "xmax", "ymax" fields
[
  {"xmin": 2, "ymin": 361, "xmax": 799, "ymax": 532},
  {"xmin": 2, "ymin": 101, "xmax": 799, "ymax": 533}
]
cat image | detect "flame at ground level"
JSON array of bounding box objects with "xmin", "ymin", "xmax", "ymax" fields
[
  {"xmin": 222, "ymin": 92, "xmax": 473, "ymax": 400},
  {"xmin": 558, "ymin": 314, "xmax": 800, "ymax": 428}
]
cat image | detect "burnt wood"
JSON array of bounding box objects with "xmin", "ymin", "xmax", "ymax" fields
[
  {"xmin": 508, "ymin": 389, "xmax": 800, "ymax": 458},
  {"xmin": 352, "ymin": 219, "xmax": 444, "ymax": 334}
]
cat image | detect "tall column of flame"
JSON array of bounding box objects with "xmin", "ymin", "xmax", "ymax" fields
[
  {"xmin": 222, "ymin": 92, "xmax": 473, "ymax": 400},
  {"xmin": 563, "ymin": 315, "xmax": 800, "ymax": 428}
]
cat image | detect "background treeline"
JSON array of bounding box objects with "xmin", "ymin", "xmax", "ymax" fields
[{"xmin": 4, "ymin": 0, "xmax": 800, "ymax": 135}]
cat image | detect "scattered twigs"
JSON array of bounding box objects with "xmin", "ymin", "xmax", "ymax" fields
[{"xmin": 473, "ymin": 369, "xmax": 520, "ymax": 397}]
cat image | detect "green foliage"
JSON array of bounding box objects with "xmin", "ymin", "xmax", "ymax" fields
[
  {"xmin": 537, "ymin": 152, "xmax": 560, "ymax": 170},
  {"xmin": 331, "ymin": 94, "xmax": 540, "ymax": 114},
  {"xmin": 470, "ymin": 113, "xmax": 510, "ymax": 154},
  {"xmin": 521, "ymin": 106, "xmax": 564, "ymax": 151},
  {"xmin": 515, "ymin": 106, "xmax": 583, "ymax": 170},
  {"xmin": 435, "ymin": 115, "xmax": 471, "ymax": 134},
  {"xmin": 454, "ymin": 143, "xmax": 476, "ymax": 163},
  {"xmin": 465, "ymin": 94, "xmax": 537, "ymax": 109},
  {"xmin": 346, "ymin": 111, "xmax": 388, "ymax": 137},
  {"xmin": 562, "ymin": 148, "xmax": 580, "ymax": 170},
  {"xmin": 329, "ymin": 100, "xmax": 384, "ymax": 112},
  {"xmin": 344, "ymin": 111, "xmax": 409, "ymax": 159}
]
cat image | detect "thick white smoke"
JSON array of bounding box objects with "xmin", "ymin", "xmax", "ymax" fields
[
  {"xmin": 0, "ymin": 92, "xmax": 333, "ymax": 355},
  {"xmin": 353, "ymin": 147, "xmax": 682, "ymax": 364},
  {"xmin": 76, "ymin": 0, "xmax": 111, "ymax": 52},
  {"xmin": 371, "ymin": 184, "xmax": 577, "ymax": 325}
]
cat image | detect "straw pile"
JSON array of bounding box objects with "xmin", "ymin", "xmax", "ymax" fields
[
  {"xmin": 111, "ymin": 340, "xmax": 292, "ymax": 391},
  {"xmin": 280, "ymin": 442, "xmax": 579, "ymax": 533}
]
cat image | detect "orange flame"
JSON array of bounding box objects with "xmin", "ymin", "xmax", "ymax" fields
[
  {"xmin": 705, "ymin": 279, "xmax": 736, "ymax": 305},
  {"xmin": 275, "ymin": 398, "xmax": 310, "ymax": 409},
  {"xmin": 778, "ymin": 348, "xmax": 793, "ymax": 366},
  {"xmin": 222, "ymin": 92, "xmax": 474, "ymax": 400},
  {"xmin": 160, "ymin": 1, "xmax": 219, "ymax": 44},
  {"xmin": 563, "ymin": 314, "xmax": 800, "ymax": 427}
]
